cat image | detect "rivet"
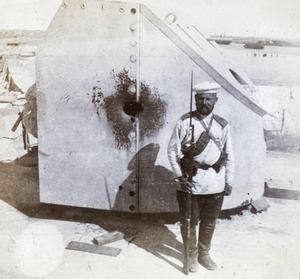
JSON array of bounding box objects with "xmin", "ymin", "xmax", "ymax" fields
[
  {"xmin": 128, "ymin": 130, "xmax": 136, "ymax": 140},
  {"xmin": 130, "ymin": 55, "xmax": 137, "ymax": 63},
  {"xmin": 129, "ymin": 83, "xmax": 136, "ymax": 93},
  {"xmin": 128, "ymin": 175, "xmax": 136, "ymax": 182},
  {"xmin": 129, "ymin": 70, "xmax": 136, "ymax": 78},
  {"xmin": 81, "ymin": 4, "xmax": 86, "ymax": 9},
  {"xmin": 129, "ymin": 147, "xmax": 136, "ymax": 154},
  {"xmin": 100, "ymin": 4, "xmax": 106, "ymax": 11},
  {"xmin": 165, "ymin": 13, "xmax": 176, "ymax": 24},
  {"xmin": 130, "ymin": 40, "xmax": 137, "ymax": 47},
  {"xmin": 130, "ymin": 177, "xmax": 137, "ymax": 183},
  {"xmin": 129, "ymin": 205, "xmax": 135, "ymax": 211},
  {"xmin": 130, "ymin": 24, "xmax": 136, "ymax": 31},
  {"xmin": 129, "ymin": 191, "xmax": 136, "ymax": 197},
  {"xmin": 119, "ymin": 6, "xmax": 125, "ymax": 13}
]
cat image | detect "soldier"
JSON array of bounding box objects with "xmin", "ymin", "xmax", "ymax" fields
[{"xmin": 168, "ymin": 81, "xmax": 234, "ymax": 272}]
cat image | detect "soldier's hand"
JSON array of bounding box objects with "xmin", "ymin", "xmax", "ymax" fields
[
  {"xmin": 178, "ymin": 176, "xmax": 193, "ymax": 193},
  {"xmin": 224, "ymin": 183, "xmax": 232, "ymax": 196}
]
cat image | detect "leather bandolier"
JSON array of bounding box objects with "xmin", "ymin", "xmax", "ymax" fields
[{"xmin": 180, "ymin": 114, "xmax": 228, "ymax": 177}]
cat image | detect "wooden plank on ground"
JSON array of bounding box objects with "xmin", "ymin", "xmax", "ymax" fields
[
  {"xmin": 93, "ymin": 231, "xmax": 136, "ymax": 246},
  {"xmin": 66, "ymin": 241, "xmax": 121, "ymax": 257},
  {"xmin": 251, "ymin": 197, "xmax": 270, "ymax": 213},
  {"xmin": 264, "ymin": 182, "xmax": 300, "ymax": 200},
  {"xmin": 93, "ymin": 231, "xmax": 124, "ymax": 246}
]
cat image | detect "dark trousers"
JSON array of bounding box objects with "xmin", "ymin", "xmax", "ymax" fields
[{"xmin": 177, "ymin": 191, "xmax": 224, "ymax": 257}]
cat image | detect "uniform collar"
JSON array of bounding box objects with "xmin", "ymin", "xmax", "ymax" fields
[{"xmin": 195, "ymin": 111, "xmax": 214, "ymax": 122}]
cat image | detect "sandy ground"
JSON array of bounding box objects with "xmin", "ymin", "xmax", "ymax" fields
[
  {"xmin": 0, "ymin": 196, "xmax": 298, "ymax": 279},
  {"xmin": 0, "ymin": 129, "xmax": 299, "ymax": 279}
]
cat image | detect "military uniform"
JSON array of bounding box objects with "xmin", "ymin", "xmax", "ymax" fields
[
  {"xmin": 168, "ymin": 111, "xmax": 234, "ymax": 193},
  {"xmin": 167, "ymin": 81, "xmax": 234, "ymax": 272}
]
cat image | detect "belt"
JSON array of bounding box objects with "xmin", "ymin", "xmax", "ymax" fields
[{"xmin": 193, "ymin": 162, "xmax": 221, "ymax": 173}]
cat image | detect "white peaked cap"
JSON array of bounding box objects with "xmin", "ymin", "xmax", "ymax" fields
[{"xmin": 193, "ymin": 81, "xmax": 221, "ymax": 94}]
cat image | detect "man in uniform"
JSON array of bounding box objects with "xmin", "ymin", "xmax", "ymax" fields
[{"xmin": 168, "ymin": 81, "xmax": 234, "ymax": 272}]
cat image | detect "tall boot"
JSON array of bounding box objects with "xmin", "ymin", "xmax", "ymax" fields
[
  {"xmin": 198, "ymin": 218, "xmax": 218, "ymax": 270},
  {"xmin": 181, "ymin": 225, "xmax": 199, "ymax": 272}
]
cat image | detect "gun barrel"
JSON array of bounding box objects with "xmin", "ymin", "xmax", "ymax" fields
[
  {"xmin": 183, "ymin": 71, "xmax": 194, "ymax": 275},
  {"xmin": 183, "ymin": 211, "xmax": 191, "ymax": 275},
  {"xmin": 189, "ymin": 71, "xmax": 193, "ymax": 127}
]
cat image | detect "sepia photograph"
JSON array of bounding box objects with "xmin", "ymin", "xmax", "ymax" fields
[{"xmin": 0, "ymin": 0, "xmax": 299, "ymax": 278}]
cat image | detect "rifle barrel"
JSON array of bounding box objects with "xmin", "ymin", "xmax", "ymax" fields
[
  {"xmin": 183, "ymin": 71, "xmax": 194, "ymax": 275},
  {"xmin": 189, "ymin": 71, "xmax": 193, "ymax": 127}
]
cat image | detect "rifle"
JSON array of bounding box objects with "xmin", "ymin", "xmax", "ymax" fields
[{"xmin": 183, "ymin": 71, "xmax": 194, "ymax": 275}]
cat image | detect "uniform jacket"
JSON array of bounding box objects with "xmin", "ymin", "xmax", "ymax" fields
[{"xmin": 168, "ymin": 111, "xmax": 234, "ymax": 195}]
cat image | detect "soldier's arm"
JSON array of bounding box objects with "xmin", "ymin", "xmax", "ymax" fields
[
  {"xmin": 224, "ymin": 126, "xmax": 235, "ymax": 188},
  {"xmin": 168, "ymin": 120, "xmax": 184, "ymax": 178}
]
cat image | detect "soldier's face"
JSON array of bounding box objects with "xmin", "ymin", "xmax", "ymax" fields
[{"xmin": 195, "ymin": 93, "xmax": 218, "ymax": 115}]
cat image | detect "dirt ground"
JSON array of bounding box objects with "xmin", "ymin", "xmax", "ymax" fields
[{"xmin": 0, "ymin": 132, "xmax": 299, "ymax": 279}]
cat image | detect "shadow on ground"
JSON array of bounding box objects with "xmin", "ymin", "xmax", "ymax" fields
[
  {"xmin": 0, "ymin": 147, "xmax": 185, "ymax": 273},
  {"xmin": 1, "ymin": 148, "xmax": 299, "ymax": 274}
]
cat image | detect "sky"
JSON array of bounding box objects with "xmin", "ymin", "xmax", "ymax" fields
[{"xmin": 0, "ymin": 0, "xmax": 299, "ymax": 39}]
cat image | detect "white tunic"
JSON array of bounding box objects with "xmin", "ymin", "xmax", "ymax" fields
[{"xmin": 168, "ymin": 111, "xmax": 234, "ymax": 195}]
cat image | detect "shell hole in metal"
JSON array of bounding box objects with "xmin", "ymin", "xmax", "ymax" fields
[
  {"xmin": 130, "ymin": 8, "xmax": 136, "ymax": 14},
  {"xmin": 119, "ymin": 186, "xmax": 123, "ymax": 190},
  {"xmin": 123, "ymin": 102, "xmax": 143, "ymax": 118},
  {"xmin": 129, "ymin": 205, "xmax": 135, "ymax": 211}
]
